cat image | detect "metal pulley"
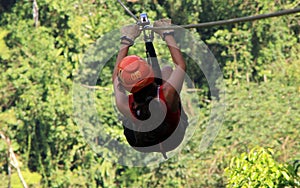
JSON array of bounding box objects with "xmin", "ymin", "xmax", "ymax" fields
[{"xmin": 138, "ymin": 13, "xmax": 154, "ymax": 42}]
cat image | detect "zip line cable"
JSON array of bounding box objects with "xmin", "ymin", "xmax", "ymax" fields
[
  {"xmin": 148, "ymin": 7, "xmax": 300, "ymax": 30},
  {"xmin": 117, "ymin": 0, "xmax": 300, "ymax": 30},
  {"xmin": 117, "ymin": 0, "xmax": 139, "ymax": 22}
]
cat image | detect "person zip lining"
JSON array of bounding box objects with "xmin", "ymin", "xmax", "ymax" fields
[{"xmin": 112, "ymin": 19, "xmax": 188, "ymax": 158}]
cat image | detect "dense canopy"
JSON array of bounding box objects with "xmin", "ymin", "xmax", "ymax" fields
[{"xmin": 0, "ymin": 0, "xmax": 299, "ymax": 187}]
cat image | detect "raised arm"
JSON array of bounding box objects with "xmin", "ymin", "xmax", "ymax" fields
[
  {"xmin": 113, "ymin": 25, "xmax": 141, "ymax": 115},
  {"xmin": 153, "ymin": 19, "xmax": 186, "ymax": 110},
  {"xmin": 164, "ymin": 35, "xmax": 186, "ymax": 93},
  {"xmin": 113, "ymin": 24, "xmax": 141, "ymax": 81}
]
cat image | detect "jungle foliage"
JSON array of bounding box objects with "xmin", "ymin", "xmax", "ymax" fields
[{"xmin": 0, "ymin": 0, "xmax": 299, "ymax": 187}]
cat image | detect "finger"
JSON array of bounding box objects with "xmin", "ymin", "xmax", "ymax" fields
[
  {"xmin": 162, "ymin": 18, "xmax": 170, "ymax": 23},
  {"xmin": 164, "ymin": 19, "xmax": 171, "ymax": 25},
  {"xmin": 153, "ymin": 21, "xmax": 160, "ymax": 27}
]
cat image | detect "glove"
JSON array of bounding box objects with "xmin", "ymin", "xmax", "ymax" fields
[
  {"xmin": 120, "ymin": 24, "xmax": 141, "ymax": 46},
  {"xmin": 153, "ymin": 18, "xmax": 174, "ymax": 40}
]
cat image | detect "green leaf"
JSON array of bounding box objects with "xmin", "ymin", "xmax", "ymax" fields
[{"xmin": 282, "ymin": 171, "xmax": 290, "ymax": 181}]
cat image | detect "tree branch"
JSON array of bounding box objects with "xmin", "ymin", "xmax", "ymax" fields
[
  {"xmin": 33, "ymin": 0, "xmax": 39, "ymax": 27},
  {"xmin": 0, "ymin": 131, "xmax": 28, "ymax": 188}
]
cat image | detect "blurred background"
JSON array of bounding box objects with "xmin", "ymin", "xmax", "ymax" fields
[{"xmin": 0, "ymin": 0, "xmax": 299, "ymax": 187}]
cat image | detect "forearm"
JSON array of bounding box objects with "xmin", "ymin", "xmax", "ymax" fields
[
  {"xmin": 164, "ymin": 35, "xmax": 186, "ymax": 71},
  {"xmin": 112, "ymin": 43, "xmax": 130, "ymax": 81}
]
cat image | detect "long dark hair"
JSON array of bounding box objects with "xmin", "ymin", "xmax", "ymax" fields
[{"xmin": 132, "ymin": 83, "xmax": 160, "ymax": 120}]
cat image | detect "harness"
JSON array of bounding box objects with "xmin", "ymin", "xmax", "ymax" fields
[{"xmin": 124, "ymin": 85, "xmax": 187, "ymax": 159}]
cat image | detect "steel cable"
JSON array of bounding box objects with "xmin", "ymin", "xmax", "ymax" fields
[{"xmin": 117, "ymin": 0, "xmax": 300, "ymax": 30}]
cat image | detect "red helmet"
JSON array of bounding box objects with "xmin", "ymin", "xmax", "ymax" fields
[{"xmin": 118, "ymin": 55, "xmax": 154, "ymax": 93}]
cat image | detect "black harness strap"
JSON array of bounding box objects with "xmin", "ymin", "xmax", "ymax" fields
[
  {"xmin": 145, "ymin": 41, "xmax": 168, "ymax": 159},
  {"xmin": 145, "ymin": 42, "xmax": 162, "ymax": 85}
]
